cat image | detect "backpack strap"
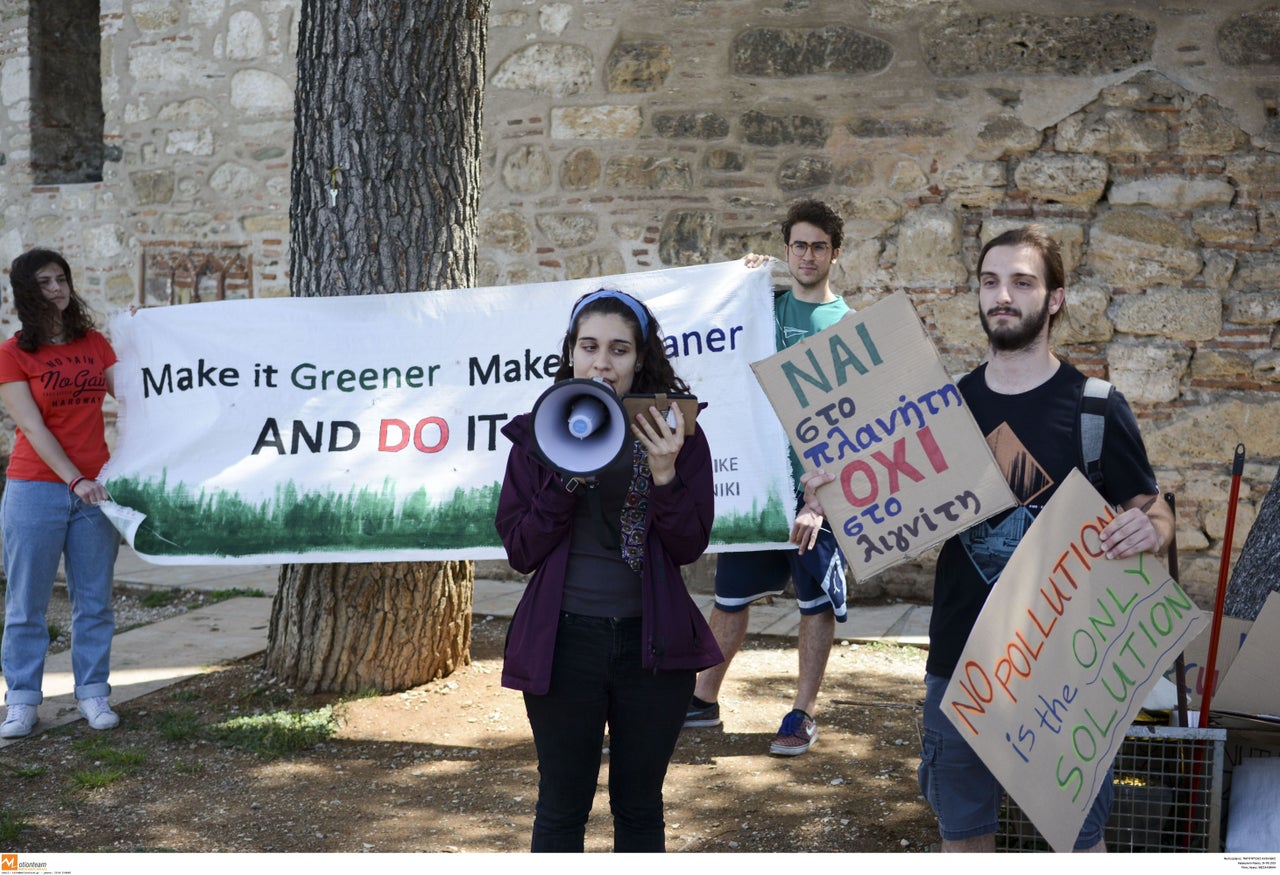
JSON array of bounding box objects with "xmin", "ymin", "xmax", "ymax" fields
[{"xmin": 1079, "ymin": 376, "xmax": 1112, "ymax": 493}]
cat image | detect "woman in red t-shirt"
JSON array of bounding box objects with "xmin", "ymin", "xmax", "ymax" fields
[{"xmin": 1, "ymin": 248, "xmax": 121, "ymax": 739}]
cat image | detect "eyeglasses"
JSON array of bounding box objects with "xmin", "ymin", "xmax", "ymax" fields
[{"xmin": 788, "ymin": 241, "xmax": 831, "ymax": 257}]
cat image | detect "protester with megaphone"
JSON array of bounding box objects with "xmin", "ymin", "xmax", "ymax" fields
[{"xmin": 495, "ymin": 288, "xmax": 721, "ymax": 853}]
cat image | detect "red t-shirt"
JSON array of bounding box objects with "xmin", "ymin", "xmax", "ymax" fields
[{"xmin": 0, "ymin": 330, "xmax": 117, "ymax": 482}]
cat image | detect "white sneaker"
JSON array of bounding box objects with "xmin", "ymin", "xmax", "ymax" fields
[
  {"xmin": 77, "ymin": 697, "xmax": 119, "ymax": 730},
  {"xmin": 1, "ymin": 703, "xmax": 38, "ymax": 738}
]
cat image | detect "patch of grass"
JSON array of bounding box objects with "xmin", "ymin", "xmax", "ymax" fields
[
  {"xmin": 208, "ymin": 706, "xmax": 337, "ymax": 757},
  {"xmin": 154, "ymin": 708, "xmax": 202, "ymax": 742},
  {"xmin": 173, "ymin": 689, "xmax": 202, "ymax": 703},
  {"xmin": 47, "ymin": 621, "xmax": 66, "ymax": 641},
  {"xmin": 72, "ymin": 736, "xmax": 146, "ymax": 767},
  {"xmin": 4, "ymin": 763, "xmax": 46, "ymax": 779},
  {"xmin": 71, "ymin": 766, "xmax": 128, "ymax": 790},
  {"xmin": 206, "ymin": 587, "xmax": 267, "ymax": 604},
  {"xmin": 173, "ymin": 760, "xmax": 205, "ymax": 775},
  {"xmin": 139, "ymin": 589, "xmax": 179, "ymax": 608},
  {"xmin": 0, "ymin": 808, "xmax": 31, "ymax": 842}
]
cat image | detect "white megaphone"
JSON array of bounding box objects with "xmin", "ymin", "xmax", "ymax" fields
[{"xmin": 530, "ymin": 377, "xmax": 629, "ymax": 477}]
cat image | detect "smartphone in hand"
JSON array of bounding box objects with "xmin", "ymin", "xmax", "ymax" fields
[{"xmin": 621, "ymin": 393, "xmax": 698, "ymax": 436}]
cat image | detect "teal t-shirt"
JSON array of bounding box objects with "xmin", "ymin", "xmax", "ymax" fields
[
  {"xmin": 774, "ymin": 292, "xmax": 850, "ymax": 350},
  {"xmin": 773, "ymin": 291, "xmax": 851, "ymax": 484}
]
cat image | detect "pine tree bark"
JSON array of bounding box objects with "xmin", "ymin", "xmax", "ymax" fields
[{"xmin": 266, "ymin": 0, "xmax": 490, "ymax": 694}]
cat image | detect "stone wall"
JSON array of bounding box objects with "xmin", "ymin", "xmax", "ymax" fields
[
  {"xmin": 0, "ymin": 0, "xmax": 296, "ymax": 317},
  {"xmin": 3, "ymin": 0, "xmax": 1280, "ymax": 604}
]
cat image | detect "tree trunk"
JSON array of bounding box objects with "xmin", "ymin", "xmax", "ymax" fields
[
  {"xmin": 266, "ymin": 0, "xmax": 490, "ymax": 694},
  {"xmin": 266, "ymin": 560, "xmax": 473, "ymax": 694}
]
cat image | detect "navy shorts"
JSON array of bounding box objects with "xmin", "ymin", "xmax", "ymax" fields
[
  {"xmin": 917, "ymin": 672, "xmax": 1113, "ymax": 848},
  {"xmin": 713, "ymin": 497, "xmax": 847, "ymax": 619}
]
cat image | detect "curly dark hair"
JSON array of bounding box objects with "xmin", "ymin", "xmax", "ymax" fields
[
  {"xmin": 9, "ymin": 248, "xmax": 96, "ymax": 352},
  {"xmin": 552, "ymin": 289, "xmax": 690, "ymax": 395},
  {"xmin": 782, "ymin": 199, "xmax": 844, "ymax": 251}
]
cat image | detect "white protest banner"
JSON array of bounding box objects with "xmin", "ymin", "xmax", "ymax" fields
[
  {"xmin": 101, "ymin": 261, "xmax": 794, "ymax": 564},
  {"xmin": 943, "ymin": 469, "xmax": 1204, "ymax": 852},
  {"xmin": 749, "ymin": 292, "xmax": 1016, "ymax": 581}
]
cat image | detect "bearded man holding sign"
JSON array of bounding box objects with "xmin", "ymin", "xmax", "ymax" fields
[
  {"xmin": 802, "ymin": 224, "xmax": 1173, "ymax": 851},
  {"xmin": 920, "ymin": 225, "xmax": 1174, "ymax": 852}
]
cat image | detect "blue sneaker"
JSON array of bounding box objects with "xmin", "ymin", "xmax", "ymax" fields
[{"xmin": 770, "ymin": 709, "xmax": 816, "ymax": 755}]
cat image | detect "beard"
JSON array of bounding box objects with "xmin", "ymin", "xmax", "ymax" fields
[{"xmin": 979, "ymin": 295, "xmax": 1051, "ymax": 353}]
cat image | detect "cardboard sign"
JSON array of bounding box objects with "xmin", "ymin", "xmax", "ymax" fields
[
  {"xmin": 1163, "ymin": 612, "xmax": 1251, "ymax": 712},
  {"xmin": 750, "ymin": 292, "xmax": 1016, "ymax": 581},
  {"xmin": 943, "ymin": 470, "xmax": 1204, "ymax": 852},
  {"xmin": 1213, "ymin": 591, "xmax": 1280, "ymax": 718}
]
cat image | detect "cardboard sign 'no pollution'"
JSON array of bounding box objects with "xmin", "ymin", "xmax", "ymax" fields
[
  {"xmin": 750, "ymin": 292, "xmax": 1016, "ymax": 581},
  {"xmin": 943, "ymin": 469, "xmax": 1201, "ymax": 852}
]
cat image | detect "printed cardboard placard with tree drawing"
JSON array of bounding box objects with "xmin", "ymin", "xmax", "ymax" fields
[{"xmin": 750, "ymin": 292, "xmax": 1017, "ymax": 581}]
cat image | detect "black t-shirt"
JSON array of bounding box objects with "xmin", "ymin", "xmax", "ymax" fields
[
  {"xmin": 926, "ymin": 361, "xmax": 1160, "ymax": 679},
  {"xmin": 561, "ymin": 444, "xmax": 643, "ymax": 617}
]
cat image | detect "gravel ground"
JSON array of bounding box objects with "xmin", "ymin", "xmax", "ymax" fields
[
  {"xmin": 19, "ymin": 583, "xmax": 243, "ymax": 654},
  {"xmin": 1, "ymin": 612, "xmax": 939, "ymax": 854}
]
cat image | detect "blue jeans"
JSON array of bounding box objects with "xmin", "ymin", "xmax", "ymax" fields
[
  {"xmin": 522, "ymin": 612, "xmax": 694, "ymax": 852},
  {"xmin": 918, "ymin": 672, "xmax": 1112, "ymax": 848},
  {"xmin": 2, "ymin": 479, "xmax": 119, "ymax": 704}
]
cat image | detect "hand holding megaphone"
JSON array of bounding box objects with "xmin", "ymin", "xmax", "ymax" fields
[{"xmin": 530, "ymin": 378, "xmax": 700, "ymax": 482}]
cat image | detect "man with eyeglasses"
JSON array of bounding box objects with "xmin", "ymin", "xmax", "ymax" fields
[{"xmin": 683, "ymin": 199, "xmax": 852, "ymax": 756}]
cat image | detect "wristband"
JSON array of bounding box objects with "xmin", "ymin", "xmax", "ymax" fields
[{"xmin": 68, "ymin": 475, "xmax": 89, "ymax": 493}]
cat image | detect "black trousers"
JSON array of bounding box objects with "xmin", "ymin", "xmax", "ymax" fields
[{"xmin": 523, "ymin": 612, "xmax": 695, "ymax": 852}]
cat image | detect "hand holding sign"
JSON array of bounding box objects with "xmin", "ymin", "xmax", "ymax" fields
[
  {"xmin": 751, "ymin": 292, "xmax": 1017, "ymax": 581},
  {"xmin": 792, "ymin": 468, "xmax": 834, "ymax": 554}
]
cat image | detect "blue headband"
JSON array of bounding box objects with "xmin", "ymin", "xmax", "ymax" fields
[{"xmin": 568, "ymin": 289, "xmax": 651, "ymax": 341}]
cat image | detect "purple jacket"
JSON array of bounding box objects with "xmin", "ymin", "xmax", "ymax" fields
[{"xmin": 495, "ymin": 412, "xmax": 723, "ymax": 694}]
